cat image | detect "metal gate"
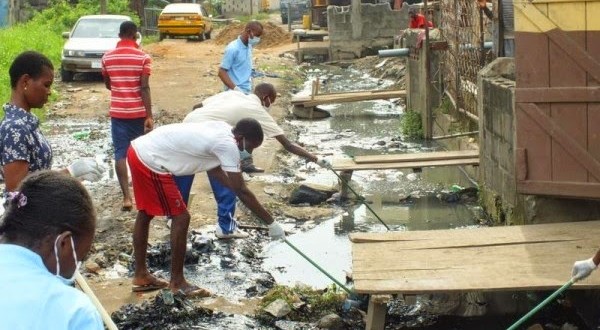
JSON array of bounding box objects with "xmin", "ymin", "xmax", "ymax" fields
[
  {"xmin": 514, "ymin": 0, "xmax": 600, "ymax": 198},
  {"xmin": 143, "ymin": 7, "xmax": 162, "ymax": 35}
]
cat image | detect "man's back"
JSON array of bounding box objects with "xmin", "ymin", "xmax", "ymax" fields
[
  {"xmin": 102, "ymin": 40, "xmax": 151, "ymax": 119},
  {"xmin": 184, "ymin": 91, "xmax": 284, "ymax": 138}
]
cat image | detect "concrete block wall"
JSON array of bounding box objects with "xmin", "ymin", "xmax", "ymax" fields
[
  {"xmin": 222, "ymin": 0, "xmax": 261, "ymax": 17},
  {"xmin": 327, "ymin": 0, "xmax": 407, "ymax": 59}
]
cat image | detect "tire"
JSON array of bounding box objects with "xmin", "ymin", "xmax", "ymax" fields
[
  {"xmin": 61, "ymin": 67, "xmax": 74, "ymax": 82},
  {"xmin": 198, "ymin": 31, "xmax": 205, "ymax": 41},
  {"xmin": 205, "ymin": 30, "xmax": 211, "ymax": 40},
  {"xmin": 159, "ymin": 32, "xmax": 165, "ymax": 41}
]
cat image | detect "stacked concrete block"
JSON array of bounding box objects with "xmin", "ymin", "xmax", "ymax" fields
[
  {"xmin": 327, "ymin": 1, "xmax": 407, "ymax": 59},
  {"xmin": 222, "ymin": 0, "xmax": 261, "ymax": 17}
]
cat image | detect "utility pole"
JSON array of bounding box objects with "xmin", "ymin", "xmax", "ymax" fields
[{"xmin": 100, "ymin": 0, "xmax": 107, "ymax": 14}]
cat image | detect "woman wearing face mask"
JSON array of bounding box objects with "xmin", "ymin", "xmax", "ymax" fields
[
  {"xmin": 0, "ymin": 170, "xmax": 103, "ymax": 329},
  {"xmin": 217, "ymin": 21, "xmax": 263, "ymax": 94},
  {"xmin": 0, "ymin": 51, "xmax": 104, "ymax": 196}
]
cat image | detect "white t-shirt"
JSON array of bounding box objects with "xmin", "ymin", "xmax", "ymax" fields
[
  {"xmin": 131, "ymin": 121, "xmax": 240, "ymax": 176},
  {"xmin": 183, "ymin": 90, "xmax": 284, "ymax": 138}
]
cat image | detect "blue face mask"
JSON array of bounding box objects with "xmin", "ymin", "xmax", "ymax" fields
[
  {"xmin": 240, "ymin": 137, "xmax": 252, "ymax": 160},
  {"xmin": 248, "ymin": 36, "xmax": 261, "ymax": 46},
  {"xmin": 54, "ymin": 235, "xmax": 81, "ymax": 285}
]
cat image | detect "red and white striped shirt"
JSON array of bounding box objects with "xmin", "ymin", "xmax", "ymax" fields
[{"xmin": 102, "ymin": 39, "xmax": 151, "ymax": 119}]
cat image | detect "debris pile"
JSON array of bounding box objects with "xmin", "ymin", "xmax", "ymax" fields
[
  {"xmin": 111, "ymin": 290, "xmax": 213, "ymax": 329},
  {"xmin": 213, "ymin": 22, "xmax": 292, "ymax": 49}
]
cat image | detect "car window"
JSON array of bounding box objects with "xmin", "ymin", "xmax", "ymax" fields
[
  {"xmin": 201, "ymin": 7, "xmax": 208, "ymax": 17},
  {"xmin": 72, "ymin": 18, "xmax": 125, "ymax": 38}
]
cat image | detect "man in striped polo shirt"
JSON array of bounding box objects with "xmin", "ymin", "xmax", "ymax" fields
[{"xmin": 102, "ymin": 21, "xmax": 154, "ymax": 211}]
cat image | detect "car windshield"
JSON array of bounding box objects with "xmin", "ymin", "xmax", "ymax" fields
[{"xmin": 71, "ymin": 18, "xmax": 125, "ymax": 38}]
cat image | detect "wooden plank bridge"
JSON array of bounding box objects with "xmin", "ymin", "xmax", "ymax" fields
[
  {"xmin": 291, "ymin": 89, "xmax": 406, "ymax": 108},
  {"xmin": 351, "ymin": 221, "xmax": 600, "ymax": 329},
  {"xmin": 332, "ymin": 150, "xmax": 479, "ymax": 171}
]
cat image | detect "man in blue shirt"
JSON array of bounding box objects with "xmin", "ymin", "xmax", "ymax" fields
[{"xmin": 218, "ymin": 21, "xmax": 263, "ymax": 94}]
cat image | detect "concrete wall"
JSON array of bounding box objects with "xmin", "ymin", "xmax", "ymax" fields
[
  {"xmin": 478, "ymin": 58, "xmax": 600, "ymax": 225},
  {"xmin": 222, "ymin": 0, "xmax": 261, "ymax": 17},
  {"xmin": 327, "ymin": 0, "xmax": 407, "ymax": 60}
]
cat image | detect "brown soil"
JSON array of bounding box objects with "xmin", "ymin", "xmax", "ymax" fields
[{"xmin": 213, "ymin": 21, "xmax": 293, "ymax": 49}]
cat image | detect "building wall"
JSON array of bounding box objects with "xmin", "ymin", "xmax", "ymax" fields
[
  {"xmin": 327, "ymin": 0, "xmax": 406, "ymax": 60},
  {"xmin": 478, "ymin": 58, "xmax": 600, "ymax": 225},
  {"xmin": 222, "ymin": 0, "xmax": 261, "ymax": 17}
]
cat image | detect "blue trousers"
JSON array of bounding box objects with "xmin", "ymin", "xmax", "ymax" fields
[{"xmin": 173, "ymin": 173, "xmax": 237, "ymax": 234}]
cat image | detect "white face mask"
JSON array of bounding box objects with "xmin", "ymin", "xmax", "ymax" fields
[
  {"xmin": 248, "ymin": 36, "xmax": 261, "ymax": 46},
  {"xmin": 240, "ymin": 137, "xmax": 252, "ymax": 160},
  {"xmin": 54, "ymin": 235, "xmax": 81, "ymax": 285}
]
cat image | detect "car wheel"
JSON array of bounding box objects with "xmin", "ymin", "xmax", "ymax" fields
[
  {"xmin": 205, "ymin": 30, "xmax": 211, "ymax": 40},
  {"xmin": 61, "ymin": 67, "xmax": 74, "ymax": 82},
  {"xmin": 198, "ymin": 31, "xmax": 205, "ymax": 41},
  {"xmin": 159, "ymin": 32, "xmax": 165, "ymax": 41}
]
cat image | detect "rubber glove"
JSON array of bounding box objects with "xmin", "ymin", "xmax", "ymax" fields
[
  {"xmin": 572, "ymin": 257, "xmax": 597, "ymax": 281},
  {"xmin": 68, "ymin": 158, "xmax": 104, "ymax": 182},
  {"xmin": 316, "ymin": 156, "xmax": 332, "ymax": 169},
  {"xmin": 268, "ymin": 221, "xmax": 285, "ymax": 240}
]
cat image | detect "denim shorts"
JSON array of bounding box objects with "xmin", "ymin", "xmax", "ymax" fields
[{"xmin": 111, "ymin": 117, "xmax": 145, "ymax": 160}]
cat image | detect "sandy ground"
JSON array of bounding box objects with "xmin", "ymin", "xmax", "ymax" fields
[{"xmin": 52, "ymin": 19, "xmax": 334, "ymax": 314}]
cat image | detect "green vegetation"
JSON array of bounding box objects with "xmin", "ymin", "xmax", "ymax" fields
[
  {"xmin": 257, "ymin": 284, "xmax": 346, "ymax": 322},
  {"xmin": 236, "ymin": 12, "xmax": 271, "ymax": 23},
  {"xmin": 0, "ymin": 0, "xmax": 138, "ymax": 105},
  {"xmin": 400, "ymin": 110, "xmax": 424, "ymax": 140}
]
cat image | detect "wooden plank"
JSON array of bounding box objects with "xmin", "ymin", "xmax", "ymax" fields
[
  {"xmin": 291, "ymin": 90, "xmax": 407, "ymax": 107},
  {"xmin": 331, "ymin": 157, "xmax": 479, "ymax": 171},
  {"xmin": 366, "ymin": 299, "xmax": 386, "ymax": 330},
  {"xmin": 353, "ymin": 150, "xmax": 479, "ymax": 164},
  {"xmin": 351, "ymin": 221, "xmax": 600, "ymax": 295},
  {"xmin": 520, "ymin": 103, "xmax": 600, "ymax": 182},
  {"xmin": 587, "ymin": 2, "xmax": 600, "ymax": 183},
  {"xmin": 516, "ymin": 87, "xmax": 600, "ymax": 102},
  {"xmin": 517, "ymin": 181, "xmax": 600, "ymax": 198},
  {"xmin": 350, "ymin": 220, "xmax": 593, "ymax": 244}
]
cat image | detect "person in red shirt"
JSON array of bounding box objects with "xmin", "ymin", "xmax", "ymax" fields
[
  {"xmin": 102, "ymin": 21, "xmax": 154, "ymax": 212},
  {"xmin": 409, "ymin": 8, "xmax": 434, "ymax": 29}
]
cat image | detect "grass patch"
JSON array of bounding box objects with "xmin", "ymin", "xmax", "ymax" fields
[
  {"xmin": 257, "ymin": 284, "xmax": 346, "ymax": 322},
  {"xmin": 236, "ymin": 13, "xmax": 271, "ymax": 23},
  {"xmin": 400, "ymin": 110, "xmax": 423, "ymax": 140},
  {"xmin": 0, "ymin": 0, "xmax": 138, "ymax": 107}
]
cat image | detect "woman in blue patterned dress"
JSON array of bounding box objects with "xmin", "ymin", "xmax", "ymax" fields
[{"xmin": 0, "ymin": 51, "xmax": 104, "ymax": 193}]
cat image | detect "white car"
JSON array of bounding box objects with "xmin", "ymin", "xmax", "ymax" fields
[{"xmin": 60, "ymin": 15, "xmax": 134, "ymax": 82}]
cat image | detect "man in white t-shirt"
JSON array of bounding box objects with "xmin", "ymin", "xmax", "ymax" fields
[
  {"xmin": 127, "ymin": 118, "xmax": 285, "ymax": 297},
  {"xmin": 178, "ymin": 83, "xmax": 330, "ymax": 239}
]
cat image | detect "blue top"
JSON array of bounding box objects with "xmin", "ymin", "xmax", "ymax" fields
[
  {"xmin": 0, "ymin": 244, "xmax": 104, "ymax": 330},
  {"xmin": 0, "ymin": 103, "xmax": 52, "ymax": 173},
  {"xmin": 220, "ymin": 37, "xmax": 253, "ymax": 94}
]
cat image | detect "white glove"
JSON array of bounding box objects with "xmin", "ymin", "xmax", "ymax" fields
[
  {"xmin": 67, "ymin": 158, "xmax": 104, "ymax": 182},
  {"xmin": 268, "ymin": 221, "xmax": 285, "ymax": 240},
  {"xmin": 316, "ymin": 156, "xmax": 332, "ymax": 169},
  {"xmin": 572, "ymin": 257, "xmax": 597, "ymax": 281}
]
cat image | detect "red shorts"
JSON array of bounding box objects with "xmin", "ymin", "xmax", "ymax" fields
[{"xmin": 127, "ymin": 147, "xmax": 187, "ymax": 217}]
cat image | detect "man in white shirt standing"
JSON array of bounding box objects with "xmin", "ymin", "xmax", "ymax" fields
[
  {"xmin": 177, "ymin": 83, "xmax": 330, "ymax": 239},
  {"xmin": 127, "ymin": 118, "xmax": 285, "ymax": 297}
]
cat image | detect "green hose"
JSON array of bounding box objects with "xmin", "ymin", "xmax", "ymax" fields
[
  {"xmin": 283, "ymin": 237, "xmax": 355, "ymax": 295},
  {"xmin": 506, "ymin": 278, "xmax": 575, "ymax": 330},
  {"xmin": 328, "ymin": 168, "xmax": 391, "ymax": 231}
]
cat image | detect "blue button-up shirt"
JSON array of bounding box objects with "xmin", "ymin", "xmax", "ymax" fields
[
  {"xmin": 0, "ymin": 103, "xmax": 52, "ymax": 173},
  {"xmin": 220, "ymin": 37, "xmax": 253, "ymax": 93},
  {"xmin": 0, "ymin": 244, "xmax": 103, "ymax": 330}
]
